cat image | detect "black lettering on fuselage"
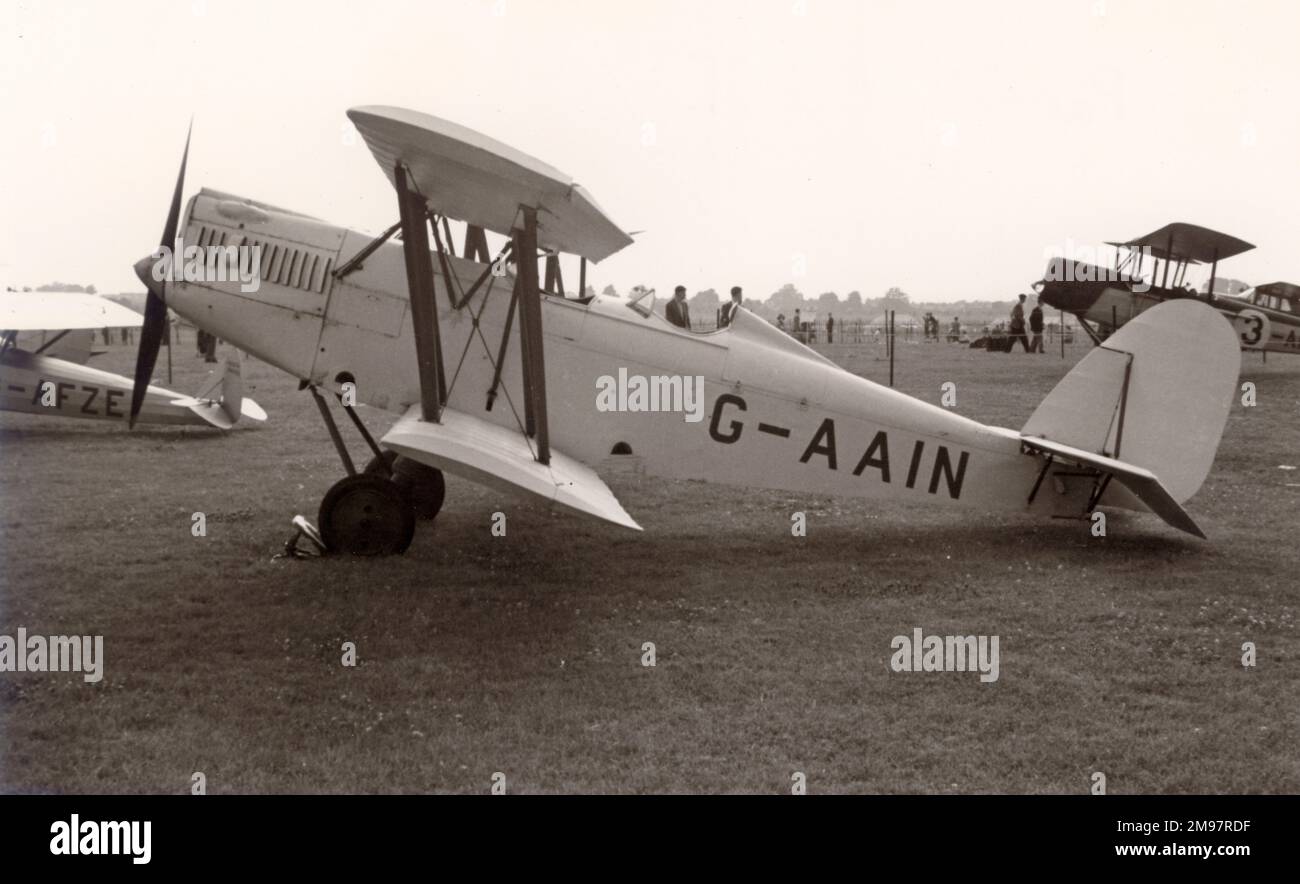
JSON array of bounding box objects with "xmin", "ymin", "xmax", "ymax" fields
[
  {"xmin": 105, "ymin": 388, "xmax": 124, "ymax": 418},
  {"xmin": 80, "ymin": 385, "xmax": 99, "ymax": 414},
  {"xmin": 709, "ymin": 394, "xmax": 746, "ymax": 443},
  {"xmin": 56, "ymin": 382, "xmax": 74, "ymax": 409},
  {"xmin": 852, "ymin": 430, "xmax": 890, "ymax": 481},
  {"xmin": 905, "ymin": 440, "xmax": 925, "ymax": 489},
  {"xmin": 799, "ymin": 418, "xmax": 837, "ymax": 469},
  {"xmin": 928, "ymin": 446, "xmax": 970, "ymax": 499}
]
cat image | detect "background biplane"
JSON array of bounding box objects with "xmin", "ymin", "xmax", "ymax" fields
[
  {"xmin": 0, "ymin": 289, "xmax": 264, "ymax": 428},
  {"xmin": 1035, "ymin": 221, "xmax": 1300, "ymax": 355}
]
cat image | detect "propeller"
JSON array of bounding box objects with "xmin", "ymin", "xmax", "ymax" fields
[{"xmin": 129, "ymin": 123, "xmax": 191, "ymax": 427}]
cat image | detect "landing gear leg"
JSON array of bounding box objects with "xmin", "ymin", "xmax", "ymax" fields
[{"xmin": 307, "ymin": 384, "xmax": 417, "ymax": 555}]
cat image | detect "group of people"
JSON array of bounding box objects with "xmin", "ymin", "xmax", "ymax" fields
[
  {"xmin": 665, "ymin": 285, "xmax": 746, "ymax": 330},
  {"xmin": 662, "ymin": 286, "xmax": 1045, "ymax": 355},
  {"xmin": 921, "ymin": 313, "xmax": 967, "ymax": 343},
  {"xmin": 1007, "ymin": 293, "xmax": 1046, "ymax": 353},
  {"xmin": 773, "ymin": 309, "xmax": 834, "ymax": 344}
]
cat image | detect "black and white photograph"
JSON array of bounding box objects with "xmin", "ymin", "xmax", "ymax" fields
[{"xmin": 1, "ymin": 0, "xmax": 1296, "ymax": 866}]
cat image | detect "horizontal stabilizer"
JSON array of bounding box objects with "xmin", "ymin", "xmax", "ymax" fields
[
  {"xmin": 1021, "ymin": 436, "xmax": 1204, "ymax": 538},
  {"xmin": 381, "ymin": 405, "xmax": 642, "ymax": 530},
  {"xmin": 172, "ymin": 353, "xmax": 266, "ymax": 429},
  {"xmin": 169, "ymin": 397, "xmax": 266, "ymax": 429}
]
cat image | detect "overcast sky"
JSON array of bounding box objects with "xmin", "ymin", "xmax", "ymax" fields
[{"xmin": 3, "ymin": 0, "xmax": 1299, "ymax": 302}]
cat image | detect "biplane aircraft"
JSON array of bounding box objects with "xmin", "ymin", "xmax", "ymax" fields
[
  {"xmin": 128, "ymin": 107, "xmax": 1241, "ymax": 554},
  {"xmin": 1, "ymin": 289, "xmax": 265, "ymax": 428},
  {"xmin": 1034, "ymin": 221, "xmax": 1300, "ymax": 354}
]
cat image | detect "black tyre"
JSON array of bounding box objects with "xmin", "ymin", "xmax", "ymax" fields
[
  {"xmin": 392, "ymin": 457, "xmax": 446, "ymax": 520},
  {"xmin": 364, "ymin": 452, "xmax": 446, "ymax": 521},
  {"xmin": 319, "ymin": 474, "xmax": 415, "ymax": 556},
  {"xmin": 363, "ymin": 450, "xmax": 399, "ymax": 478}
]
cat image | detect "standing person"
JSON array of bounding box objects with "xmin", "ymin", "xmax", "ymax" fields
[
  {"xmin": 1009, "ymin": 294, "xmax": 1030, "ymax": 353},
  {"xmin": 776, "ymin": 313, "xmax": 786, "ymax": 331},
  {"xmin": 665, "ymin": 285, "xmax": 692, "ymax": 329},
  {"xmin": 826, "ymin": 313, "xmax": 834, "ymax": 344},
  {"xmin": 720, "ymin": 286, "xmax": 743, "ymax": 328},
  {"xmin": 793, "ymin": 308, "xmax": 803, "ymax": 342},
  {"xmin": 1029, "ymin": 298, "xmax": 1045, "ymax": 353}
]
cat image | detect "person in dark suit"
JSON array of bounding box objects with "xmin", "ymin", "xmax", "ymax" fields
[
  {"xmin": 720, "ymin": 286, "xmax": 743, "ymax": 328},
  {"xmin": 1009, "ymin": 293, "xmax": 1031, "ymax": 353},
  {"xmin": 666, "ymin": 285, "xmax": 691, "ymax": 329}
]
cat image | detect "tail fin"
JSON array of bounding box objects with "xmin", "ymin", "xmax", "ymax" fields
[
  {"xmin": 172, "ymin": 352, "xmax": 267, "ymax": 429},
  {"xmin": 218, "ymin": 351, "xmax": 267, "ymax": 423},
  {"xmin": 1021, "ymin": 299, "xmax": 1239, "ymax": 535},
  {"xmin": 219, "ymin": 353, "xmax": 244, "ymax": 423}
]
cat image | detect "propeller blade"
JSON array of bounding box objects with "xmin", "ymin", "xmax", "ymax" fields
[
  {"xmin": 160, "ymin": 123, "xmax": 191, "ymax": 248},
  {"xmin": 129, "ymin": 123, "xmax": 191, "ymax": 427},
  {"xmin": 128, "ymin": 290, "xmax": 169, "ymax": 427}
]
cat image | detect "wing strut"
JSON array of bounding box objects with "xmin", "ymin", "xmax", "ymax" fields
[
  {"xmin": 395, "ymin": 163, "xmax": 447, "ymax": 422},
  {"xmin": 544, "ymin": 253, "xmax": 565, "ymax": 296},
  {"xmin": 513, "ymin": 206, "xmax": 550, "ymax": 465}
]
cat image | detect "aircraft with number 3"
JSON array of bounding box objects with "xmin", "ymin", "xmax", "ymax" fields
[
  {"xmin": 1034, "ymin": 222, "xmax": 1300, "ymax": 355},
  {"xmin": 128, "ymin": 108, "xmax": 1242, "ymax": 554}
]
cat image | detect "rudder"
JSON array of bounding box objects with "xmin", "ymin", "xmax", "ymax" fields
[{"xmin": 1022, "ymin": 299, "xmax": 1239, "ymax": 504}]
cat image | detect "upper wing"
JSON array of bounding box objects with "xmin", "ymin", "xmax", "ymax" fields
[
  {"xmin": 382, "ymin": 404, "xmax": 641, "ymax": 531},
  {"xmin": 347, "ymin": 105, "xmax": 633, "ymax": 262},
  {"xmin": 1108, "ymin": 222, "xmax": 1254, "ymax": 263},
  {"xmin": 1, "ymin": 291, "xmax": 143, "ymax": 332}
]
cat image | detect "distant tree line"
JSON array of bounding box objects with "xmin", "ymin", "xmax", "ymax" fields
[
  {"xmin": 5, "ymin": 282, "xmax": 98, "ymax": 294},
  {"xmin": 593, "ymin": 281, "xmax": 1025, "ymax": 328}
]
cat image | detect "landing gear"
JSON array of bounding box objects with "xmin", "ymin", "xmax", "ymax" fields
[
  {"xmin": 303, "ymin": 382, "xmax": 442, "ymax": 556},
  {"xmin": 364, "ymin": 451, "xmax": 446, "ymax": 520},
  {"xmin": 319, "ymin": 474, "xmax": 415, "ymax": 556}
]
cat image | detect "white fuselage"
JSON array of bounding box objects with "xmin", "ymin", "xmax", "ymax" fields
[
  {"xmin": 0, "ymin": 346, "xmax": 211, "ymax": 426},
  {"xmin": 162, "ymin": 189, "xmax": 1105, "ymax": 521}
]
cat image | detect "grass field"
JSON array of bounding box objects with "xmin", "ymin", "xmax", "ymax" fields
[{"xmin": 1, "ymin": 332, "xmax": 1297, "ymax": 794}]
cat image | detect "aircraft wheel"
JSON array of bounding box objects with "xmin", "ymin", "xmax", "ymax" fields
[
  {"xmin": 364, "ymin": 452, "xmax": 446, "ymax": 521},
  {"xmin": 392, "ymin": 457, "xmax": 446, "ymax": 520},
  {"xmin": 319, "ymin": 474, "xmax": 415, "ymax": 556},
  {"xmin": 363, "ymin": 450, "xmax": 400, "ymax": 477}
]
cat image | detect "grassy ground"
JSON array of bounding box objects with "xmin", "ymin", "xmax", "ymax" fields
[{"xmin": 1, "ymin": 332, "xmax": 1296, "ymax": 794}]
